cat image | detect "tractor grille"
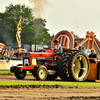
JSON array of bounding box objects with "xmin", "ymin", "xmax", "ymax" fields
[{"xmin": 22, "ymin": 53, "xmax": 30, "ymax": 66}]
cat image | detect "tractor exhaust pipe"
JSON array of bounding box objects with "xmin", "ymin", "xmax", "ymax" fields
[{"xmin": 35, "ymin": 38, "xmax": 36, "ymax": 52}]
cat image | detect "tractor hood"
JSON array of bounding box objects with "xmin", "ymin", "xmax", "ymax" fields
[{"xmin": 30, "ymin": 52, "xmax": 54, "ymax": 58}]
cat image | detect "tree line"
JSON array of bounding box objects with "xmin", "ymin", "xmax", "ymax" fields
[{"xmin": 0, "ymin": 3, "xmax": 54, "ymax": 46}]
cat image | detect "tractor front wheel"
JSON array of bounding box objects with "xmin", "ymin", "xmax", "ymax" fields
[
  {"xmin": 15, "ymin": 70, "xmax": 26, "ymax": 80},
  {"xmin": 35, "ymin": 65, "xmax": 48, "ymax": 81}
]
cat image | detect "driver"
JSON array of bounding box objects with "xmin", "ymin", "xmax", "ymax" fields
[
  {"xmin": 89, "ymin": 48, "xmax": 97, "ymax": 63},
  {"xmin": 53, "ymin": 40, "xmax": 63, "ymax": 56}
]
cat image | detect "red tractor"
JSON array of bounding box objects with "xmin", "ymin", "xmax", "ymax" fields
[{"xmin": 11, "ymin": 30, "xmax": 98, "ymax": 81}]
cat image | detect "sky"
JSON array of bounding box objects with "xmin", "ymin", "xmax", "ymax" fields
[{"xmin": 0, "ymin": 0, "xmax": 100, "ymax": 39}]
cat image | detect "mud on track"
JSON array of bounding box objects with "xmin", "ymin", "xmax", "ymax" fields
[{"xmin": 0, "ymin": 75, "xmax": 100, "ymax": 100}]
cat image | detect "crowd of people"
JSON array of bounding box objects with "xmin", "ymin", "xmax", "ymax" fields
[{"xmin": 0, "ymin": 48, "xmax": 15, "ymax": 60}]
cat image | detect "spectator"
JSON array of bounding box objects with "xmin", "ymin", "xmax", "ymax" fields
[
  {"xmin": 89, "ymin": 48, "xmax": 97, "ymax": 63},
  {"xmin": 4, "ymin": 48, "xmax": 8, "ymax": 60},
  {"xmin": 97, "ymin": 54, "xmax": 99, "ymax": 60},
  {"xmin": 7, "ymin": 49, "xmax": 11, "ymax": 60},
  {"xmin": 11, "ymin": 48, "xmax": 14, "ymax": 59},
  {"xmin": 37, "ymin": 48, "xmax": 39, "ymax": 52},
  {"xmin": 1, "ymin": 49, "xmax": 5, "ymax": 60},
  {"xmin": 32, "ymin": 50, "xmax": 34, "ymax": 52}
]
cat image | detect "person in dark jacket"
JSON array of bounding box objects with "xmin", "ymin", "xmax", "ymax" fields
[{"xmin": 89, "ymin": 48, "xmax": 97, "ymax": 63}]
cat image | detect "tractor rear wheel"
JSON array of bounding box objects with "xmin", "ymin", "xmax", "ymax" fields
[
  {"xmin": 57, "ymin": 51, "xmax": 89, "ymax": 81},
  {"xmin": 15, "ymin": 70, "xmax": 26, "ymax": 80},
  {"xmin": 68, "ymin": 52, "xmax": 89, "ymax": 81},
  {"xmin": 35, "ymin": 65, "xmax": 48, "ymax": 81},
  {"xmin": 57, "ymin": 51, "xmax": 72, "ymax": 81}
]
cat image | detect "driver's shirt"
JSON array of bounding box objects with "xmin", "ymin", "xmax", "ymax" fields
[
  {"xmin": 89, "ymin": 53, "xmax": 97, "ymax": 63},
  {"xmin": 55, "ymin": 44, "xmax": 63, "ymax": 53}
]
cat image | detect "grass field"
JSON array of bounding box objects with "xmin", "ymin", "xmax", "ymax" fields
[
  {"xmin": 0, "ymin": 70, "xmax": 100, "ymax": 87},
  {"xmin": 0, "ymin": 70, "xmax": 31, "ymax": 75},
  {"xmin": 0, "ymin": 80, "xmax": 100, "ymax": 87},
  {"xmin": 0, "ymin": 70, "xmax": 13, "ymax": 74}
]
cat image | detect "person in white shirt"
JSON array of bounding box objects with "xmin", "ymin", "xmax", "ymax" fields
[
  {"xmin": 53, "ymin": 40, "xmax": 63, "ymax": 56},
  {"xmin": 11, "ymin": 48, "xmax": 14, "ymax": 59}
]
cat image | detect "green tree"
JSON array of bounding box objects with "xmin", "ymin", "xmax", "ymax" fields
[
  {"xmin": 74, "ymin": 34, "xmax": 81, "ymax": 44},
  {"xmin": 1, "ymin": 3, "xmax": 35, "ymax": 45},
  {"xmin": 37, "ymin": 27, "xmax": 53, "ymax": 45},
  {"xmin": 34, "ymin": 18, "xmax": 54, "ymax": 45},
  {"xmin": 0, "ymin": 3, "xmax": 53, "ymax": 46},
  {"xmin": 74, "ymin": 34, "xmax": 79, "ymax": 38}
]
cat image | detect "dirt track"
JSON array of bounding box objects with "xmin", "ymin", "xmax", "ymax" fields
[{"xmin": 0, "ymin": 75, "xmax": 100, "ymax": 100}]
